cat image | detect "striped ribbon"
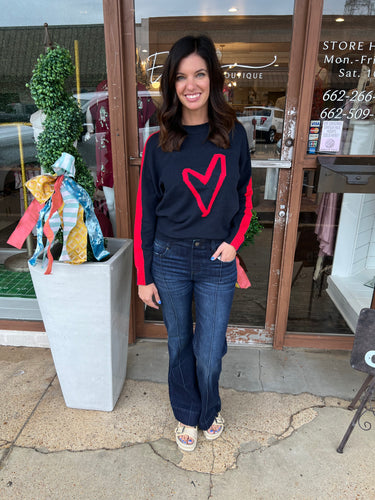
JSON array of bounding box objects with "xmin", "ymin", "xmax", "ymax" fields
[{"xmin": 8, "ymin": 153, "xmax": 109, "ymax": 274}]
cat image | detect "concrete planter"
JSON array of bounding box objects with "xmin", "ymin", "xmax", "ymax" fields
[{"xmin": 29, "ymin": 238, "xmax": 133, "ymax": 411}]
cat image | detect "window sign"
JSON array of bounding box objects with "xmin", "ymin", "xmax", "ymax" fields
[
  {"xmin": 319, "ymin": 120, "xmax": 344, "ymax": 152},
  {"xmin": 309, "ymin": 1, "xmax": 375, "ymax": 155}
]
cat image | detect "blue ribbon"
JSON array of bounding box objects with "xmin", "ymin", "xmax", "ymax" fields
[
  {"xmin": 29, "ymin": 199, "xmax": 52, "ymax": 267},
  {"xmin": 28, "ymin": 152, "xmax": 110, "ymax": 267}
]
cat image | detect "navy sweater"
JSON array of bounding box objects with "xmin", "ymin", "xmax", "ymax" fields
[{"xmin": 134, "ymin": 121, "xmax": 252, "ymax": 285}]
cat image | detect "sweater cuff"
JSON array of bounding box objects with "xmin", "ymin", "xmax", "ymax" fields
[{"xmin": 224, "ymin": 238, "xmax": 240, "ymax": 252}]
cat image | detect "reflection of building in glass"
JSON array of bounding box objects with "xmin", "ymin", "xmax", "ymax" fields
[
  {"xmin": 0, "ymin": 25, "xmax": 109, "ymax": 246},
  {"xmin": 135, "ymin": 15, "xmax": 291, "ymax": 161},
  {"xmin": 136, "ymin": 16, "xmax": 291, "ymax": 112},
  {"xmin": 0, "ymin": 25, "xmax": 107, "ymax": 114},
  {"xmin": 344, "ymin": 0, "xmax": 375, "ymax": 15}
]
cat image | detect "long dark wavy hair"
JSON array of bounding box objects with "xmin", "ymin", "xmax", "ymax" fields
[{"xmin": 158, "ymin": 35, "xmax": 237, "ymax": 152}]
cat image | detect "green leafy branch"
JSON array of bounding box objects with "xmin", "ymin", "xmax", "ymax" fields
[{"xmin": 242, "ymin": 210, "xmax": 263, "ymax": 247}]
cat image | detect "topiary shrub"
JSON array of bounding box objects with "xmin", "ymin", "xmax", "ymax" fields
[{"xmin": 27, "ymin": 45, "xmax": 95, "ymax": 199}]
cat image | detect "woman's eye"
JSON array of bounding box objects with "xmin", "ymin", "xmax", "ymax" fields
[
  {"xmin": 176, "ymin": 75, "xmax": 185, "ymax": 81},
  {"xmin": 197, "ymin": 72, "xmax": 207, "ymax": 78}
]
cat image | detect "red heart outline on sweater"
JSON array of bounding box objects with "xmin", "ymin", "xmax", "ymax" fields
[{"xmin": 182, "ymin": 154, "xmax": 226, "ymax": 217}]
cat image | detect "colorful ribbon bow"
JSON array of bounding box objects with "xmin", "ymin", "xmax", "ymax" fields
[{"xmin": 8, "ymin": 152, "xmax": 109, "ymax": 274}]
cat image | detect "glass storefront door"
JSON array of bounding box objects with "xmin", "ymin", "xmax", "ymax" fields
[
  {"xmin": 287, "ymin": 0, "xmax": 375, "ymax": 338},
  {"xmin": 132, "ymin": 0, "xmax": 301, "ymax": 341}
]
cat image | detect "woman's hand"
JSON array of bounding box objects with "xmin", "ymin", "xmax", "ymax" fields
[
  {"xmin": 211, "ymin": 242, "xmax": 237, "ymax": 262},
  {"xmin": 138, "ymin": 283, "xmax": 161, "ymax": 309}
]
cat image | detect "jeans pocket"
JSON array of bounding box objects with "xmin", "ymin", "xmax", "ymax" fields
[
  {"xmin": 210, "ymin": 239, "xmax": 223, "ymax": 254},
  {"xmin": 222, "ymin": 257, "xmax": 236, "ymax": 264},
  {"xmin": 153, "ymin": 239, "xmax": 170, "ymax": 256},
  {"xmin": 210, "ymin": 240, "xmax": 236, "ymax": 263}
]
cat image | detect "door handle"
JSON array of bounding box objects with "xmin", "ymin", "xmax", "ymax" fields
[{"xmin": 285, "ymin": 137, "xmax": 294, "ymax": 147}]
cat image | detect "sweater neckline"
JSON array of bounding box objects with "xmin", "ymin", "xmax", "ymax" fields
[{"xmin": 183, "ymin": 122, "xmax": 209, "ymax": 134}]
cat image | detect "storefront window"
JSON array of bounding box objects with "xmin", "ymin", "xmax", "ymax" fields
[
  {"xmin": 134, "ymin": 1, "xmax": 294, "ymax": 327},
  {"xmin": 308, "ymin": 0, "xmax": 375, "ymax": 155},
  {"xmin": 289, "ymin": 1, "xmax": 375, "ymax": 335},
  {"xmin": 0, "ymin": 2, "xmax": 114, "ymax": 320},
  {"xmin": 287, "ymin": 170, "xmax": 353, "ymax": 334},
  {"xmin": 135, "ymin": 1, "xmax": 294, "ymax": 161},
  {"xmin": 287, "ymin": 171, "xmax": 374, "ymax": 335}
]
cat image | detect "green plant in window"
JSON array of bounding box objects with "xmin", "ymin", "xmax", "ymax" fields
[
  {"xmin": 27, "ymin": 45, "xmax": 94, "ymax": 199},
  {"xmin": 242, "ymin": 210, "xmax": 263, "ymax": 247}
]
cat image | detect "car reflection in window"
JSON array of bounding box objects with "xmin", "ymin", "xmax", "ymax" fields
[{"xmin": 243, "ymin": 106, "xmax": 284, "ymax": 144}]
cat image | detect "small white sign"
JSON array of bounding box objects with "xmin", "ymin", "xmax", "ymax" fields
[{"xmin": 319, "ymin": 120, "xmax": 344, "ymax": 153}]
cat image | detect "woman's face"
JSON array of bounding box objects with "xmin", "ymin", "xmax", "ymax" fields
[{"xmin": 175, "ymin": 52, "xmax": 210, "ymax": 124}]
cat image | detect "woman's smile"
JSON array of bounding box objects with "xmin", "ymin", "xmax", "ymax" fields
[
  {"xmin": 175, "ymin": 52, "xmax": 210, "ymax": 124},
  {"xmin": 185, "ymin": 93, "xmax": 201, "ymax": 101}
]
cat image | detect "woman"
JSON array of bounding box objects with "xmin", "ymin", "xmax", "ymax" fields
[{"xmin": 134, "ymin": 35, "xmax": 252, "ymax": 452}]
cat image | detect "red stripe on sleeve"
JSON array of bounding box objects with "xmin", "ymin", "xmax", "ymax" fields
[
  {"xmin": 134, "ymin": 133, "xmax": 158, "ymax": 286},
  {"xmin": 230, "ymin": 177, "xmax": 253, "ymax": 250}
]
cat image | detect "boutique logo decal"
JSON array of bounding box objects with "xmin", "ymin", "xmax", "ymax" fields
[
  {"xmin": 146, "ymin": 52, "xmax": 278, "ymax": 85},
  {"xmin": 182, "ymin": 154, "xmax": 226, "ymax": 218},
  {"xmin": 221, "ymin": 56, "xmax": 277, "ymax": 71},
  {"xmin": 146, "ymin": 51, "xmax": 169, "ymax": 84}
]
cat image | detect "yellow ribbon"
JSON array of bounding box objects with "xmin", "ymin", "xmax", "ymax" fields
[{"xmin": 26, "ymin": 174, "xmax": 88, "ymax": 267}]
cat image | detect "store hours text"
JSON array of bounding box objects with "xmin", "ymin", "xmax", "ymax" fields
[{"xmin": 323, "ymin": 40, "xmax": 375, "ymax": 77}]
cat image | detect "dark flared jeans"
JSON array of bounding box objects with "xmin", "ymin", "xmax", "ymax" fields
[{"xmin": 152, "ymin": 238, "xmax": 237, "ymax": 430}]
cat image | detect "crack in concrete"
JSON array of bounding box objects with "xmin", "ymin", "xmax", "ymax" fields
[
  {"xmin": 34, "ymin": 400, "xmax": 346, "ymax": 472},
  {"xmin": 0, "ymin": 379, "xmax": 355, "ymax": 479},
  {"xmin": 0, "ymin": 373, "xmax": 57, "ymax": 471},
  {"xmin": 208, "ymin": 472, "xmax": 214, "ymax": 499},
  {"xmin": 273, "ymin": 403, "xmax": 324, "ymax": 441},
  {"xmin": 237, "ymin": 402, "xmax": 324, "ymax": 441},
  {"xmin": 16, "ymin": 440, "xmax": 159, "ymax": 455},
  {"xmin": 258, "ymin": 350, "xmax": 264, "ymax": 392},
  {"xmin": 147, "ymin": 441, "xmax": 187, "ymax": 473},
  {"xmin": 231, "ymin": 402, "xmax": 330, "ymax": 471},
  {"xmin": 10, "ymin": 401, "xmax": 332, "ymax": 475},
  {"xmin": 210, "ymin": 441, "xmax": 216, "ymax": 475},
  {"xmin": 1, "ymin": 402, "xmax": 353, "ymax": 482}
]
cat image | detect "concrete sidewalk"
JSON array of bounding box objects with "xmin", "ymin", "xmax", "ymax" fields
[{"xmin": 0, "ymin": 341, "xmax": 374, "ymax": 499}]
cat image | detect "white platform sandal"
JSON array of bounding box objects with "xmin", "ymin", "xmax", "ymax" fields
[
  {"xmin": 175, "ymin": 423, "xmax": 198, "ymax": 452},
  {"xmin": 203, "ymin": 413, "xmax": 225, "ymax": 441}
]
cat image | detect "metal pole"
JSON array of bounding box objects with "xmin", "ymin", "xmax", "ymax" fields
[
  {"xmin": 74, "ymin": 40, "xmax": 81, "ymax": 108},
  {"xmin": 17, "ymin": 124, "xmax": 33, "ymax": 258},
  {"xmin": 2, "ymin": 122, "xmax": 34, "ymax": 270}
]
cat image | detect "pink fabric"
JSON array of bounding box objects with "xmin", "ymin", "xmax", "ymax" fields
[
  {"xmin": 236, "ymin": 256, "xmax": 251, "ymax": 289},
  {"xmin": 7, "ymin": 199, "xmax": 44, "ymax": 249},
  {"xmin": 315, "ymin": 193, "xmax": 338, "ymax": 257},
  {"xmin": 43, "ymin": 176, "xmax": 64, "ymax": 275}
]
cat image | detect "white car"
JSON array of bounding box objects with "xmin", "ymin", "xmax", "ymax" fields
[
  {"xmin": 243, "ymin": 106, "xmax": 284, "ymax": 144},
  {"xmin": 237, "ymin": 113, "xmax": 256, "ymax": 153}
]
